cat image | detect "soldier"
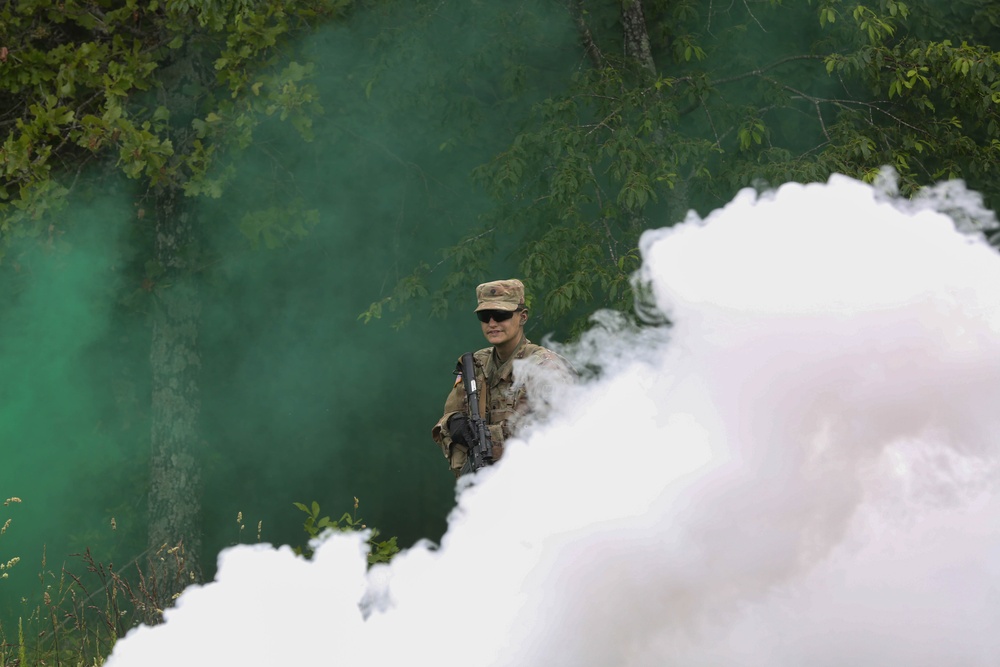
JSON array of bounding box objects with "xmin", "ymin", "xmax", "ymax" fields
[{"xmin": 431, "ymin": 279, "xmax": 574, "ymax": 477}]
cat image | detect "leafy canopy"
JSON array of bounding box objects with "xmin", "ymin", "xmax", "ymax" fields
[
  {"xmin": 363, "ymin": 0, "xmax": 1000, "ymax": 334},
  {"xmin": 0, "ymin": 0, "xmax": 351, "ymax": 254}
]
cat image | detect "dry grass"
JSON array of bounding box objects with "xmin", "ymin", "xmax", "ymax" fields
[{"xmin": 0, "ymin": 497, "xmax": 191, "ymax": 667}]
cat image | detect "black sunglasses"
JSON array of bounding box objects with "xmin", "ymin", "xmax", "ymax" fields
[{"xmin": 477, "ymin": 309, "xmax": 516, "ymax": 323}]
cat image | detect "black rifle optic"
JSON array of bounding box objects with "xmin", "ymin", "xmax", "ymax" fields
[{"xmin": 460, "ymin": 352, "xmax": 494, "ymax": 473}]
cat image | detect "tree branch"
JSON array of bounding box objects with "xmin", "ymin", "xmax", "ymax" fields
[{"xmin": 568, "ymin": 0, "xmax": 604, "ymax": 69}]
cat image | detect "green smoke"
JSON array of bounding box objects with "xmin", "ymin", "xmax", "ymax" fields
[
  {"xmin": 0, "ymin": 188, "xmax": 143, "ymax": 626},
  {"xmin": 0, "ymin": 2, "xmax": 580, "ymax": 631},
  {"xmin": 192, "ymin": 1, "xmax": 580, "ymax": 563}
]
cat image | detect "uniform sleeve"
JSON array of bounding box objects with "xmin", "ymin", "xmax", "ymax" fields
[
  {"xmin": 431, "ymin": 360, "xmax": 472, "ymax": 475},
  {"xmin": 536, "ymin": 349, "xmax": 578, "ymax": 381},
  {"xmin": 431, "ymin": 382, "xmax": 464, "ymax": 453}
]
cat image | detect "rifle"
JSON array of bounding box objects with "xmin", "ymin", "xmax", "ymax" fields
[{"xmin": 460, "ymin": 352, "xmax": 494, "ymax": 472}]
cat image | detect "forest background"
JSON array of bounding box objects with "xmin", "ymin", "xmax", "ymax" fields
[{"xmin": 1, "ymin": 0, "xmax": 999, "ymax": 640}]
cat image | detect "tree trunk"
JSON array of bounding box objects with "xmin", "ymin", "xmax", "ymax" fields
[
  {"xmin": 621, "ymin": 0, "xmax": 656, "ymax": 74},
  {"xmin": 147, "ymin": 187, "xmax": 203, "ymax": 601}
]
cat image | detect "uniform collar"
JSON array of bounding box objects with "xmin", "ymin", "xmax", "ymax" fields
[{"xmin": 486, "ymin": 335, "xmax": 530, "ymax": 382}]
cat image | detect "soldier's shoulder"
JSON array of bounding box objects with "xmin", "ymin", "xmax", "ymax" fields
[
  {"xmin": 523, "ymin": 343, "xmax": 573, "ymax": 369},
  {"xmin": 522, "ymin": 342, "xmax": 557, "ymax": 357},
  {"xmin": 455, "ymin": 348, "xmax": 493, "ymax": 363}
]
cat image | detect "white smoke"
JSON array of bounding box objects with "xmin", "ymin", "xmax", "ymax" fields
[{"xmin": 106, "ymin": 174, "xmax": 1000, "ymax": 666}]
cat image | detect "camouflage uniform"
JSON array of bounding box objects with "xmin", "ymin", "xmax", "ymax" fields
[{"xmin": 431, "ymin": 279, "xmax": 574, "ymax": 476}]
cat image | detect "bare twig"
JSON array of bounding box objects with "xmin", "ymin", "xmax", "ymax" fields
[
  {"xmin": 711, "ymin": 54, "xmax": 826, "ymax": 87},
  {"xmin": 743, "ymin": 0, "xmax": 767, "ymax": 32}
]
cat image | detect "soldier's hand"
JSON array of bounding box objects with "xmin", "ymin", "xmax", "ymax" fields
[{"xmin": 447, "ymin": 413, "xmax": 475, "ymax": 446}]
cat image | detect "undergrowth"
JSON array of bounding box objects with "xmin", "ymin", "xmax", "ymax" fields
[
  {"xmin": 293, "ymin": 497, "xmax": 399, "ymax": 565},
  {"xmin": 1, "ymin": 497, "xmax": 397, "ymax": 666}
]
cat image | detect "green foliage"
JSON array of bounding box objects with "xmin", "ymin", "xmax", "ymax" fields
[
  {"xmin": 0, "ymin": 0, "xmax": 351, "ymax": 244},
  {"xmin": 359, "ymin": 268, "xmax": 431, "ymax": 326},
  {"xmin": 0, "ymin": 494, "xmax": 393, "ymax": 664},
  {"xmin": 361, "ymin": 0, "xmax": 1000, "ymax": 335},
  {"xmin": 4, "ymin": 1, "xmax": 999, "ymax": 333},
  {"xmin": 366, "ymin": 47, "xmax": 693, "ymax": 329},
  {"xmin": 292, "ymin": 499, "xmax": 399, "ymax": 565},
  {"xmin": 239, "ymin": 204, "xmax": 320, "ymax": 249}
]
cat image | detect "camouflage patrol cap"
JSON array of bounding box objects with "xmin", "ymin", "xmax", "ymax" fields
[{"xmin": 475, "ymin": 279, "xmax": 525, "ymax": 312}]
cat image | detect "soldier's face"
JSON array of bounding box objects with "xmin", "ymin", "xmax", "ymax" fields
[{"xmin": 480, "ymin": 309, "xmax": 526, "ymax": 347}]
